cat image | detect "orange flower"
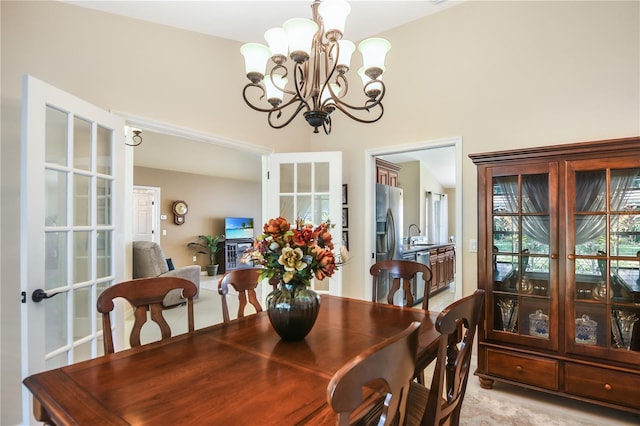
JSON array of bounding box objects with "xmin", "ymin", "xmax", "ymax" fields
[
  {"xmin": 263, "ymin": 217, "xmax": 290, "ymax": 235},
  {"xmin": 313, "ymin": 247, "xmax": 336, "ymax": 281}
]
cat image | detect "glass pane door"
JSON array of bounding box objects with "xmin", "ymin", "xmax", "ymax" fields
[
  {"xmin": 568, "ymin": 163, "xmax": 640, "ymax": 358},
  {"xmin": 267, "ymin": 152, "xmax": 342, "ymax": 295},
  {"xmin": 21, "ymin": 76, "xmax": 125, "ymax": 423},
  {"xmin": 488, "ymin": 163, "xmax": 558, "ymax": 350}
]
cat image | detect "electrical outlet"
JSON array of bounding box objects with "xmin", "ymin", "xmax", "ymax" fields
[
  {"xmin": 192, "ymin": 256, "xmax": 197, "ymax": 262},
  {"xmin": 470, "ymin": 239, "xmax": 478, "ymax": 252}
]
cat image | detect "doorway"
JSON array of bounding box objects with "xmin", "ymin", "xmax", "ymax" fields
[
  {"xmin": 366, "ymin": 137, "xmax": 463, "ymax": 306},
  {"xmin": 133, "ymin": 186, "xmax": 161, "ymax": 243}
]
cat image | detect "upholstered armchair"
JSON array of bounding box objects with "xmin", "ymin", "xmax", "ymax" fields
[{"xmin": 132, "ymin": 241, "xmax": 201, "ymax": 305}]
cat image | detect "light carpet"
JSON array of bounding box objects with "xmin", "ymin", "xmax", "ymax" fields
[{"xmin": 460, "ymin": 373, "xmax": 639, "ymax": 425}]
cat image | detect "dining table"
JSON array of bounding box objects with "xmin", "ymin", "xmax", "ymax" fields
[{"xmin": 23, "ymin": 295, "xmax": 440, "ymax": 425}]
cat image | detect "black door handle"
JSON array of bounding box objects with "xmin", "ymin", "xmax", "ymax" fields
[{"xmin": 32, "ymin": 289, "xmax": 61, "ymax": 303}]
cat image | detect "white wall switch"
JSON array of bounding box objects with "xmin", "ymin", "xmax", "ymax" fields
[
  {"xmin": 162, "ymin": 229, "xmax": 167, "ymax": 236},
  {"xmin": 470, "ymin": 239, "xmax": 478, "ymax": 252}
]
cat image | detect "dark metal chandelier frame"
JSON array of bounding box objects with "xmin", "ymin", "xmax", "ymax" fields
[{"xmin": 241, "ymin": 0, "xmax": 387, "ymax": 134}]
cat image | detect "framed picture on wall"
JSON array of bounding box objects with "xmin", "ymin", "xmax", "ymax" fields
[
  {"xmin": 342, "ymin": 231, "xmax": 349, "ymax": 250},
  {"xmin": 342, "ymin": 207, "xmax": 348, "ymax": 228},
  {"xmin": 342, "ymin": 184, "xmax": 348, "ymax": 205}
]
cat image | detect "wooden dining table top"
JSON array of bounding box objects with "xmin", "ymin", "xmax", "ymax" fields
[{"xmin": 23, "ymin": 295, "xmax": 440, "ymax": 425}]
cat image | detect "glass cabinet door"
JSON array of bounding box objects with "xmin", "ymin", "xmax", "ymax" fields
[
  {"xmin": 567, "ymin": 162, "xmax": 640, "ymax": 361},
  {"xmin": 487, "ymin": 163, "xmax": 558, "ymax": 350}
]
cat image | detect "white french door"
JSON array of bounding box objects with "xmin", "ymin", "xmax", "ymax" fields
[
  {"xmin": 20, "ymin": 75, "xmax": 126, "ymax": 423},
  {"xmin": 265, "ymin": 151, "xmax": 343, "ymax": 296}
]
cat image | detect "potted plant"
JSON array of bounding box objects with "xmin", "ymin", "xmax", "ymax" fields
[{"xmin": 188, "ymin": 234, "xmax": 224, "ymax": 276}]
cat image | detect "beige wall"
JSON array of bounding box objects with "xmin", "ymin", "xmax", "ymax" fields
[
  {"xmin": 398, "ymin": 161, "xmax": 421, "ymax": 240},
  {"xmin": 134, "ymin": 167, "xmax": 261, "ymax": 271},
  {"xmin": 397, "ymin": 160, "xmax": 449, "ymax": 243},
  {"xmin": 2, "ymin": 1, "xmax": 638, "ymax": 423}
]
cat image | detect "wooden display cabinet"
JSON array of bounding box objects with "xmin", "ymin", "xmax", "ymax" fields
[{"xmin": 470, "ymin": 136, "xmax": 640, "ymax": 414}]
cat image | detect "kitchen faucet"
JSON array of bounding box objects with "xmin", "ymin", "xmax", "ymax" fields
[{"xmin": 407, "ymin": 223, "xmax": 421, "ymax": 245}]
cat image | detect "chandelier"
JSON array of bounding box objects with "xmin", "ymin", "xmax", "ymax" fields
[{"xmin": 240, "ymin": 0, "xmax": 390, "ymax": 134}]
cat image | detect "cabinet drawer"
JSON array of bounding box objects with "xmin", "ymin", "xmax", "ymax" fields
[
  {"xmin": 487, "ymin": 349, "xmax": 558, "ymax": 390},
  {"xmin": 565, "ymin": 363, "xmax": 640, "ymax": 409}
]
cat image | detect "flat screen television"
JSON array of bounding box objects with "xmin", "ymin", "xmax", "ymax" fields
[{"xmin": 224, "ymin": 217, "xmax": 254, "ymax": 240}]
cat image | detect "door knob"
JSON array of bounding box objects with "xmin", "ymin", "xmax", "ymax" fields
[{"xmin": 31, "ymin": 289, "xmax": 61, "ymax": 303}]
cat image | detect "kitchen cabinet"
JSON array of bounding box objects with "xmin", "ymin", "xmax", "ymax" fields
[
  {"xmin": 403, "ymin": 244, "xmax": 455, "ymax": 297},
  {"xmin": 426, "ymin": 245, "xmax": 455, "ymax": 294},
  {"xmin": 470, "ymin": 136, "xmax": 640, "ymax": 414},
  {"xmin": 376, "ymin": 158, "xmax": 401, "ymax": 187}
]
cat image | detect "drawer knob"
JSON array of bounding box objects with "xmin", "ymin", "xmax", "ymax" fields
[
  {"xmin": 515, "ymin": 365, "xmax": 523, "ymax": 373},
  {"xmin": 604, "ymin": 383, "xmax": 612, "ymax": 391}
]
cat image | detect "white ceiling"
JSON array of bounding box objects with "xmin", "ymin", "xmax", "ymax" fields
[
  {"xmin": 64, "ymin": 0, "xmax": 461, "ymax": 186},
  {"xmin": 63, "ymin": 1, "xmax": 463, "ymax": 44},
  {"xmin": 382, "ymin": 146, "xmax": 456, "ymax": 188}
]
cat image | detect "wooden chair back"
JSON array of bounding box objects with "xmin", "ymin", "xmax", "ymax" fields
[
  {"xmin": 422, "ymin": 289, "xmax": 485, "ymax": 426},
  {"xmin": 327, "ymin": 321, "xmax": 422, "ymax": 426},
  {"xmin": 97, "ymin": 276, "xmax": 197, "ymax": 354},
  {"xmin": 218, "ymin": 268, "xmax": 276, "ymax": 322},
  {"xmin": 370, "ymin": 259, "xmax": 433, "ymax": 310}
]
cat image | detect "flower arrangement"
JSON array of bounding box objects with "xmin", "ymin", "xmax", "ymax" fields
[{"xmin": 243, "ymin": 217, "xmax": 337, "ymax": 286}]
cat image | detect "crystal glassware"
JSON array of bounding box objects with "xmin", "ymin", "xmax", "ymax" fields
[
  {"xmin": 575, "ymin": 314, "xmax": 597, "ymax": 345},
  {"xmin": 529, "ymin": 309, "xmax": 549, "ymax": 338},
  {"xmin": 497, "ymin": 299, "xmax": 518, "ymax": 332},
  {"xmin": 611, "ymin": 310, "xmax": 638, "ymax": 350}
]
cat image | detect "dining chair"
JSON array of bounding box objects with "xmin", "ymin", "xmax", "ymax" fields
[
  {"xmin": 327, "ymin": 321, "xmax": 422, "ymax": 426},
  {"xmin": 370, "ymin": 259, "xmax": 433, "ymax": 310},
  {"xmin": 406, "ymin": 289, "xmax": 485, "ymax": 426},
  {"xmin": 370, "ymin": 259, "xmax": 433, "ymax": 385},
  {"xmin": 217, "ymin": 267, "xmax": 276, "ymax": 322},
  {"xmin": 97, "ymin": 276, "xmax": 197, "ymax": 354}
]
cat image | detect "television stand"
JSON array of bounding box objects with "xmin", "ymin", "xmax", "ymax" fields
[{"xmin": 223, "ymin": 239, "xmax": 253, "ymax": 273}]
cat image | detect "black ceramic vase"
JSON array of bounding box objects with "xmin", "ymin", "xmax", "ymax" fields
[{"xmin": 266, "ymin": 282, "xmax": 321, "ymax": 341}]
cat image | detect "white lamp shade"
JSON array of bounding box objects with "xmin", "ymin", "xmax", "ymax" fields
[
  {"xmin": 240, "ymin": 43, "xmax": 271, "ymax": 76},
  {"xmin": 318, "ymin": 0, "xmax": 351, "ymax": 38},
  {"xmin": 264, "ymin": 28, "xmax": 288, "ymax": 58},
  {"xmin": 321, "ymin": 82, "xmax": 342, "ymax": 104},
  {"xmin": 283, "ymin": 18, "xmax": 318, "ymax": 57},
  {"xmin": 358, "ymin": 66, "xmax": 383, "ymax": 92},
  {"xmin": 335, "ymin": 40, "xmax": 356, "ymax": 68},
  {"xmin": 264, "ymin": 74, "xmax": 288, "ymax": 101},
  {"xmin": 358, "ymin": 37, "xmax": 391, "ymax": 70}
]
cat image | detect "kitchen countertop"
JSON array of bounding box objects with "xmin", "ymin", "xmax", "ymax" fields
[{"xmin": 402, "ymin": 243, "xmax": 454, "ymax": 254}]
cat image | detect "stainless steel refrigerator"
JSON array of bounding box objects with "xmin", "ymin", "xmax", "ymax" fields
[{"xmin": 375, "ymin": 183, "xmax": 403, "ymax": 304}]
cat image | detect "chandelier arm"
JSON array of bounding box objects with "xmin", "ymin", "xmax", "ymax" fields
[
  {"xmin": 330, "ymin": 101, "xmax": 385, "ymax": 124},
  {"xmin": 327, "ymin": 80, "xmax": 386, "ymax": 113},
  {"xmin": 318, "ymin": 41, "xmax": 340, "ymax": 110},
  {"xmin": 243, "ymin": 80, "xmax": 312, "ymax": 115},
  {"xmin": 321, "ymin": 115, "xmax": 332, "ymax": 135},
  {"xmin": 267, "ymin": 102, "xmax": 309, "ymax": 129},
  {"xmin": 267, "ymin": 64, "xmax": 296, "ymax": 98},
  {"xmin": 242, "ymin": 83, "xmax": 275, "ymax": 113}
]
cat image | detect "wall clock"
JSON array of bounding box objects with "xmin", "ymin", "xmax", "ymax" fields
[{"xmin": 172, "ymin": 200, "xmax": 188, "ymax": 225}]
